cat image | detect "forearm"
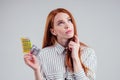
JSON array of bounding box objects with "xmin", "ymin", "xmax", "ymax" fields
[
  {"xmin": 34, "ymin": 69, "xmax": 42, "ymax": 80},
  {"xmin": 73, "ymin": 58, "xmax": 90, "ymax": 80},
  {"xmin": 72, "ymin": 48, "xmax": 97, "ymax": 80},
  {"xmin": 73, "ymin": 57, "xmax": 83, "ymax": 73}
]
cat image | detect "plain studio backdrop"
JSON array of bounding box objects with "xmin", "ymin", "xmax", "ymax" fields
[{"xmin": 0, "ymin": 0, "xmax": 120, "ymax": 80}]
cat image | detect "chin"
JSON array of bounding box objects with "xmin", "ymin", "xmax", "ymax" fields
[{"xmin": 67, "ymin": 35, "xmax": 74, "ymax": 39}]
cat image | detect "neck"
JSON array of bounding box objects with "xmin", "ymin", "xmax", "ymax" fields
[{"xmin": 57, "ymin": 39, "xmax": 69, "ymax": 47}]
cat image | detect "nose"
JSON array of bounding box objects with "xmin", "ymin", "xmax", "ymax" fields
[{"xmin": 64, "ymin": 22, "xmax": 70, "ymax": 29}]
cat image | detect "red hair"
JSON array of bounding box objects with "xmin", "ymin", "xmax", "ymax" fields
[{"xmin": 42, "ymin": 8, "xmax": 88, "ymax": 73}]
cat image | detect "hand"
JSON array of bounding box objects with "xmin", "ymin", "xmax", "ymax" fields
[
  {"xmin": 24, "ymin": 54, "xmax": 40, "ymax": 71},
  {"xmin": 68, "ymin": 35, "xmax": 80, "ymax": 60}
]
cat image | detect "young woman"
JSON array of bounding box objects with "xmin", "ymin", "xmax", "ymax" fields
[{"xmin": 24, "ymin": 8, "xmax": 97, "ymax": 80}]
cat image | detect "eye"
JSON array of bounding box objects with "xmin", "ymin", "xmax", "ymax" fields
[
  {"xmin": 58, "ymin": 21, "xmax": 64, "ymax": 25},
  {"xmin": 68, "ymin": 18, "xmax": 72, "ymax": 22}
]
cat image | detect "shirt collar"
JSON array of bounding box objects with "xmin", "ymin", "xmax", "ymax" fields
[{"xmin": 54, "ymin": 42, "xmax": 65, "ymax": 55}]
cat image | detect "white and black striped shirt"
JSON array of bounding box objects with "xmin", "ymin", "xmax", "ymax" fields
[{"xmin": 38, "ymin": 42, "xmax": 97, "ymax": 80}]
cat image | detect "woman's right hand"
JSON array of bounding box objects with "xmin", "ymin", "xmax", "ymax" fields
[{"xmin": 24, "ymin": 54, "xmax": 40, "ymax": 71}]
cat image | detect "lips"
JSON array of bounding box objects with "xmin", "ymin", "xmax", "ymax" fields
[{"xmin": 65, "ymin": 30, "xmax": 72, "ymax": 34}]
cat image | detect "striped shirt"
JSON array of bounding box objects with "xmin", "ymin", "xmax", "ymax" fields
[{"xmin": 37, "ymin": 42, "xmax": 97, "ymax": 80}]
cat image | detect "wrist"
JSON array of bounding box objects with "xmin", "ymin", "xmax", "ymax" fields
[
  {"xmin": 72, "ymin": 57, "xmax": 82, "ymax": 68},
  {"xmin": 72, "ymin": 56, "xmax": 79, "ymax": 61},
  {"xmin": 72, "ymin": 57, "xmax": 80, "ymax": 64},
  {"xmin": 34, "ymin": 67, "xmax": 40, "ymax": 73},
  {"xmin": 72, "ymin": 57, "xmax": 83, "ymax": 73}
]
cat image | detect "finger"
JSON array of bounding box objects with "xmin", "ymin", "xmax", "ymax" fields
[
  {"xmin": 24, "ymin": 54, "xmax": 33, "ymax": 62},
  {"xmin": 24, "ymin": 56, "xmax": 34, "ymax": 66},
  {"xmin": 32, "ymin": 55, "xmax": 37, "ymax": 61},
  {"xmin": 25, "ymin": 59, "xmax": 33, "ymax": 66},
  {"xmin": 24, "ymin": 54, "xmax": 29, "ymax": 60},
  {"xmin": 68, "ymin": 45, "xmax": 72, "ymax": 51},
  {"xmin": 69, "ymin": 40, "xmax": 75, "ymax": 45},
  {"xmin": 74, "ymin": 35, "xmax": 79, "ymax": 43},
  {"xmin": 24, "ymin": 54, "xmax": 32, "ymax": 58},
  {"xmin": 24, "ymin": 53, "xmax": 32, "ymax": 58},
  {"xmin": 24, "ymin": 56, "xmax": 31, "ymax": 62}
]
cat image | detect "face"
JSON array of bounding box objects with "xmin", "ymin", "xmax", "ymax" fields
[{"xmin": 51, "ymin": 12, "xmax": 74, "ymax": 41}]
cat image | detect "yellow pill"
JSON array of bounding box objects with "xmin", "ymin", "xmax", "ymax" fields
[{"xmin": 21, "ymin": 37, "xmax": 32, "ymax": 54}]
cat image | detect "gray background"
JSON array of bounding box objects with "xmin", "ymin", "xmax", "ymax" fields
[{"xmin": 0, "ymin": 0, "xmax": 120, "ymax": 80}]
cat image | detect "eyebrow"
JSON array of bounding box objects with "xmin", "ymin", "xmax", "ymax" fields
[
  {"xmin": 56, "ymin": 17, "xmax": 71, "ymax": 23},
  {"xmin": 57, "ymin": 20, "xmax": 63, "ymax": 23}
]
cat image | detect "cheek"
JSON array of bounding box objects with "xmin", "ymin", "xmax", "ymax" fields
[
  {"xmin": 57, "ymin": 30, "xmax": 64, "ymax": 34},
  {"xmin": 71, "ymin": 26, "xmax": 74, "ymax": 32},
  {"xmin": 55, "ymin": 29, "xmax": 64, "ymax": 35}
]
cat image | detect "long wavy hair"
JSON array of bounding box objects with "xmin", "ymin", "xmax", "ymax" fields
[{"xmin": 42, "ymin": 8, "xmax": 88, "ymax": 73}]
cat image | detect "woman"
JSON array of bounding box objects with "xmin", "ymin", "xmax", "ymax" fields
[{"xmin": 24, "ymin": 8, "xmax": 97, "ymax": 80}]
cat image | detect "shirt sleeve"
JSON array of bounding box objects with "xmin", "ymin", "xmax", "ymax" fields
[
  {"xmin": 37, "ymin": 52, "xmax": 47, "ymax": 80},
  {"xmin": 73, "ymin": 48, "xmax": 97, "ymax": 80}
]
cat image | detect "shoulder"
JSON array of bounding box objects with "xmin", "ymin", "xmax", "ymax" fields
[
  {"xmin": 80, "ymin": 42, "xmax": 95, "ymax": 57},
  {"xmin": 40, "ymin": 45, "xmax": 55, "ymax": 54},
  {"xmin": 80, "ymin": 47, "xmax": 96, "ymax": 62},
  {"xmin": 81, "ymin": 47, "xmax": 97, "ymax": 72},
  {"xmin": 37, "ymin": 45, "xmax": 56, "ymax": 58},
  {"xmin": 81, "ymin": 47, "xmax": 95, "ymax": 55}
]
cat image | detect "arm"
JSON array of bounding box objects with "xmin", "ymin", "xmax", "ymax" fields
[
  {"xmin": 68, "ymin": 35, "xmax": 97, "ymax": 80},
  {"xmin": 24, "ymin": 54, "xmax": 43, "ymax": 80},
  {"xmin": 73, "ymin": 48, "xmax": 97, "ymax": 80},
  {"xmin": 34, "ymin": 69, "xmax": 42, "ymax": 80}
]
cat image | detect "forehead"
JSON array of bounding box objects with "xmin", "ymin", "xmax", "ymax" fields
[{"xmin": 54, "ymin": 12, "xmax": 70, "ymax": 22}]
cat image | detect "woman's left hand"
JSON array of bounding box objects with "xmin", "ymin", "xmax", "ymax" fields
[{"xmin": 68, "ymin": 35, "xmax": 80, "ymax": 60}]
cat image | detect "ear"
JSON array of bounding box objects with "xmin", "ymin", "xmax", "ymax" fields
[{"xmin": 50, "ymin": 28, "xmax": 57, "ymax": 36}]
